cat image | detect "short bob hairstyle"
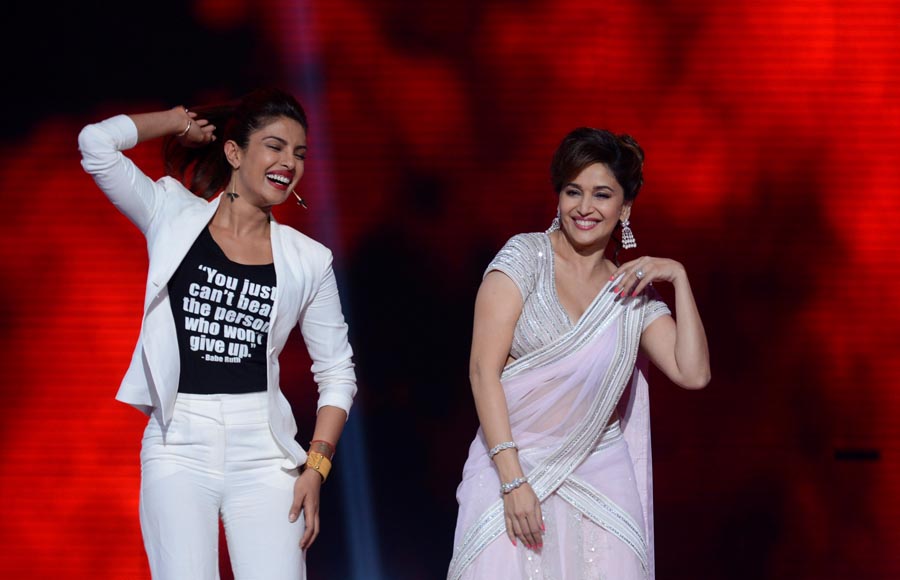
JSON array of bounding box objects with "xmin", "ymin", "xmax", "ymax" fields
[{"xmin": 550, "ymin": 128, "xmax": 644, "ymax": 202}]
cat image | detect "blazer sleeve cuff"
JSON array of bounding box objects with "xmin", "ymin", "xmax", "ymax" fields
[
  {"xmin": 316, "ymin": 388, "xmax": 356, "ymax": 416},
  {"xmin": 80, "ymin": 114, "xmax": 139, "ymax": 152},
  {"xmin": 104, "ymin": 114, "xmax": 139, "ymax": 149}
]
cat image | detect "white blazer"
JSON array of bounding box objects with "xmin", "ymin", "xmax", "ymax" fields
[{"xmin": 78, "ymin": 115, "xmax": 357, "ymax": 468}]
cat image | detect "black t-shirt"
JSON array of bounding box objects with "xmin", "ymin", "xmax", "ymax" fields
[{"xmin": 167, "ymin": 226, "xmax": 277, "ymax": 394}]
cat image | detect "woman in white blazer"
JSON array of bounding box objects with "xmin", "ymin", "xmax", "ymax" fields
[{"xmin": 79, "ymin": 88, "xmax": 357, "ymax": 579}]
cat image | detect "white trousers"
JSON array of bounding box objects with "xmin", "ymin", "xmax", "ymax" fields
[{"xmin": 140, "ymin": 392, "xmax": 305, "ymax": 580}]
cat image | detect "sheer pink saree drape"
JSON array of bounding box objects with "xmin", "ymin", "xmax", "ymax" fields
[{"xmin": 449, "ymin": 287, "xmax": 655, "ymax": 580}]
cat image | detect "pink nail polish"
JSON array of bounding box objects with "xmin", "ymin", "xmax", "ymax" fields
[
  {"xmin": 512, "ymin": 539, "xmax": 517, "ymax": 547},
  {"xmin": 609, "ymin": 275, "xmax": 615, "ymax": 281},
  {"xmin": 541, "ymin": 523, "xmax": 546, "ymax": 531},
  {"xmin": 632, "ymin": 291, "xmax": 639, "ymax": 297}
]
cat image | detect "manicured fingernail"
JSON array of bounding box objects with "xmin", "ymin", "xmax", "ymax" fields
[
  {"xmin": 609, "ymin": 275, "xmax": 615, "ymax": 281},
  {"xmin": 538, "ymin": 543, "xmax": 543, "ymax": 548},
  {"xmin": 632, "ymin": 291, "xmax": 639, "ymax": 297},
  {"xmin": 612, "ymin": 286, "xmax": 618, "ymax": 293},
  {"xmin": 289, "ymin": 514, "xmax": 297, "ymax": 522},
  {"xmin": 512, "ymin": 539, "xmax": 517, "ymax": 546},
  {"xmin": 541, "ymin": 523, "xmax": 546, "ymax": 531}
]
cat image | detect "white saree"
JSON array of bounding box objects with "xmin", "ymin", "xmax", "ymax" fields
[{"xmin": 448, "ymin": 233, "xmax": 665, "ymax": 580}]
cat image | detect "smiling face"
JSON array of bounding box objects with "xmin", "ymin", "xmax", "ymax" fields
[
  {"xmin": 557, "ymin": 162, "xmax": 631, "ymax": 251},
  {"xmin": 226, "ymin": 116, "xmax": 307, "ymax": 208}
]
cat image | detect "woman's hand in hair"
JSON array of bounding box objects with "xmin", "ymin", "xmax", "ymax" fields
[{"xmin": 173, "ymin": 107, "xmax": 216, "ymax": 148}]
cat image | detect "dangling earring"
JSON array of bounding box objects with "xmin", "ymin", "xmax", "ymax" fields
[
  {"xmin": 292, "ymin": 190, "xmax": 308, "ymax": 209},
  {"xmin": 546, "ymin": 208, "xmax": 561, "ymax": 233},
  {"xmin": 620, "ymin": 218, "xmax": 637, "ymax": 249},
  {"xmin": 226, "ymin": 170, "xmax": 239, "ymax": 202}
]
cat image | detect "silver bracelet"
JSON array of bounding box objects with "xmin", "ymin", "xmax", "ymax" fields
[
  {"xmin": 500, "ymin": 476, "xmax": 528, "ymax": 494},
  {"xmin": 488, "ymin": 441, "xmax": 517, "ymax": 459},
  {"xmin": 178, "ymin": 119, "xmax": 192, "ymax": 137}
]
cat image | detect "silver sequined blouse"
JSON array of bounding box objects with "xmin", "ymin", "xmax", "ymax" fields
[{"xmin": 485, "ymin": 232, "xmax": 671, "ymax": 360}]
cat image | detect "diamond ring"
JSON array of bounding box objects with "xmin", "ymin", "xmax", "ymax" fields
[{"xmin": 635, "ymin": 269, "xmax": 645, "ymax": 280}]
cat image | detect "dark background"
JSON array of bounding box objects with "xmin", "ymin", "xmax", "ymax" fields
[{"xmin": 1, "ymin": 0, "xmax": 898, "ymax": 578}]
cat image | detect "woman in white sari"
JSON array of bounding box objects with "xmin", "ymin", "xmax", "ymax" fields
[{"xmin": 448, "ymin": 128, "xmax": 710, "ymax": 579}]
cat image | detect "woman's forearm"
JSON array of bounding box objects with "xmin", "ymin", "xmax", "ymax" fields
[
  {"xmin": 470, "ymin": 367, "xmax": 525, "ymax": 482},
  {"xmin": 671, "ymin": 274, "xmax": 711, "ymax": 388},
  {"xmin": 310, "ymin": 405, "xmax": 347, "ymax": 449},
  {"xmin": 128, "ymin": 107, "xmax": 192, "ymax": 144}
]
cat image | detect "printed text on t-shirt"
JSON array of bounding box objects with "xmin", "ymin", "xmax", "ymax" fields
[{"xmin": 180, "ymin": 265, "xmax": 277, "ymax": 363}]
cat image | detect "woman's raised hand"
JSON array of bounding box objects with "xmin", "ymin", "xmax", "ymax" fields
[
  {"xmin": 503, "ymin": 483, "xmax": 544, "ymax": 550},
  {"xmin": 173, "ymin": 106, "xmax": 216, "ymax": 147},
  {"xmin": 611, "ymin": 256, "xmax": 686, "ymax": 298}
]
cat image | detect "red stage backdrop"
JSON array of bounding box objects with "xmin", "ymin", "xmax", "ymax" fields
[{"xmin": 1, "ymin": 1, "xmax": 898, "ymax": 578}]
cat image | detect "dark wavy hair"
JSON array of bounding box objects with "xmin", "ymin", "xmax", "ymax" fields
[
  {"xmin": 550, "ymin": 127, "xmax": 644, "ymax": 201},
  {"xmin": 163, "ymin": 88, "xmax": 309, "ymax": 199},
  {"xmin": 550, "ymin": 128, "xmax": 645, "ymax": 263}
]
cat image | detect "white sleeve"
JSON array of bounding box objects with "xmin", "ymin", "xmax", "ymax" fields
[
  {"xmin": 78, "ymin": 114, "xmax": 164, "ymax": 234},
  {"xmin": 483, "ymin": 234, "xmax": 540, "ymax": 301},
  {"xmin": 299, "ymin": 251, "xmax": 358, "ymax": 415},
  {"xmin": 642, "ymin": 286, "xmax": 672, "ymax": 331}
]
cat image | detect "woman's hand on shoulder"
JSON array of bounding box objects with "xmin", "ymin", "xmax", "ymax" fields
[
  {"xmin": 289, "ymin": 467, "xmax": 322, "ymax": 550},
  {"xmin": 173, "ymin": 106, "xmax": 217, "ymax": 148},
  {"xmin": 503, "ymin": 483, "xmax": 544, "ymax": 551},
  {"xmin": 611, "ymin": 256, "xmax": 686, "ymax": 298}
]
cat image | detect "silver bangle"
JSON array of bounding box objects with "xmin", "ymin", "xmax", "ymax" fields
[
  {"xmin": 500, "ymin": 476, "xmax": 528, "ymax": 494},
  {"xmin": 178, "ymin": 119, "xmax": 192, "ymax": 137},
  {"xmin": 488, "ymin": 441, "xmax": 517, "ymax": 459}
]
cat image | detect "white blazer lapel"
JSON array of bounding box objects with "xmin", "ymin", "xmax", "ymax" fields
[
  {"xmin": 142, "ymin": 196, "xmax": 220, "ymax": 423},
  {"xmin": 267, "ymin": 220, "xmax": 303, "ymax": 361},
  {"xmin": 148, "ymin": 197, "xmax": 221, "ymax": 292}
]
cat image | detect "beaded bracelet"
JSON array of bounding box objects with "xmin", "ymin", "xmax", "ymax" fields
[
  {"xmin": 488, "ymin": 441, "xmax": 517, "ymax": 460},
  {"xmin": 500, "ymin": 476, "xmax": 528, "ymax": 494}
]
